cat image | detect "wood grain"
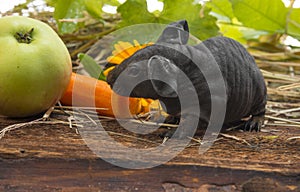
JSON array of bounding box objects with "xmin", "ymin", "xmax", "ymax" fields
[{"xmin": 0, "ymin": 115, "xmax": 299, "ymax": 191}]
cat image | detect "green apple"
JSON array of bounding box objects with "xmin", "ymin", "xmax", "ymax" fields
[{"xmin": 0, "ymin": 16, "xmax": 72, "ymax": 117}]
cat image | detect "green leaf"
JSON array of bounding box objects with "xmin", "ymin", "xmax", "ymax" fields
[
  {"xmin": 188, "ymin": 6, "xmax": 219, "ymax": 40},
  {"xmin": 231, "ymin": 0, "xmax": 287, "ymax": 33},
  {"xmin": 117, "ymin": 0, "xmax": 157, "ymax": 25},
  {"xmin": 207, "ymin": 0, "xmax": 235, "ymax": 21},
  {"xmin": 103, "ymin": 0, "xmax": 121, "ymax": 6},
  {"xmin": 45, "ymin": 0, "xmax": 58, "ymax": 7},
  {"xmin": 159, "ymin": 0, "xmax": 201, "ymax": 22},
  {"xmin": 159, "ymin": 0, "xmax": 219, "ymax": 40},
  {"xmin": 78, "ymin": 53, "xmax": 105, "ymax": 81},
  {"xmin": 98, "ymin": 71, "xmax": 107, "ymax": 81},
  {"xmin": 219, "ymin": 24, "xmax": 246, "ymax": 43},
  {"xmin": 117, "ymin": 0, "xmax": 219, "ymax": 40},
  {"xmin": 84, "ymin": 0, "xmax": 103, "ymax": 19},
  {"xmin": 54, "ymin": 0, "xmax": 85, "ymax": 34},
  {"xmin": 288, "ymin": 8, "xmax": 300, "ymax": 40}
]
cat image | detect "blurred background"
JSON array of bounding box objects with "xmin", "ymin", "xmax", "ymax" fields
[
  {"xmin": 1, "ymin": 0, "xmax": 300, "ymax": 104},
  {"xmin": 1, "ymin": 0, "xmax": 299, "ymax": 46}
]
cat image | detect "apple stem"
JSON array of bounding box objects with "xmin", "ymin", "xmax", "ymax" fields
[{"xmin": 14, "ymin": 28, "xmax": 34, "ymax": 44}]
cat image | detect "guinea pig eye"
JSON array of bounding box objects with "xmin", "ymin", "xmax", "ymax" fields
[{"xmin": 127, "ymin": 66, "xmax": 140, "ymax": 77}]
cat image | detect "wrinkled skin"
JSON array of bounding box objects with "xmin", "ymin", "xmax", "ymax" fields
[{"xmin": 106, "ymin": 20, "xmax": 267, "ymax": 132}]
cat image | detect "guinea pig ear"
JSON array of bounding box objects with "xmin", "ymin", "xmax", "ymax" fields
[
  {"xmin": 156, "ymin": 20, "xmax": 189, "ymax": 45},
  {"xmin": 148, "ymin": 55, "xmax": 179, "ymax": 98}
]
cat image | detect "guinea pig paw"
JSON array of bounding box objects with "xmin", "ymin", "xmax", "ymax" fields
[
  {"xmin": 164, "ymin": 115, "xmax": 181, "ymax": 125},
  {"xmin": 159, "ymin": 128, "xmax": 176, "ymax": 140},
  {"xmin": 244, "ymin": 116, "xmax": 263, "ymax": 132},
  {"xmin": 158, "ymin": 125, "xmax": 187, "ymax": 141}
]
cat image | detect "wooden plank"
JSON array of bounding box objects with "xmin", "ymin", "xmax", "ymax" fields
[
  {"xmin": 0, "ymin": 158, "xmax": 299, "ymax": 192},
  {"xmin": 0, "ymin": 115, "xmax": 299, "ymax": 191}
]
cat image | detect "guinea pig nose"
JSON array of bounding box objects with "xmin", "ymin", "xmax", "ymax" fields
[{"xmin": 106, "ymin": 73, "xmax": 114, "ymax": 85}]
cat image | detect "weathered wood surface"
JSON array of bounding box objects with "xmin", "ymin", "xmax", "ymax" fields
[{"xmin": 0, "ymin": 114, "xmax": 299, "ymax": 192}]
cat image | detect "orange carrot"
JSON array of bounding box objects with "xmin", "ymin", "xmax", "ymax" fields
[{"xmin": 60, "ymin": 72, "xmax": 151, "ymax": 118}]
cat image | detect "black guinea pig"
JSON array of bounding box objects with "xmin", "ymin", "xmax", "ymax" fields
[{"xmin": 106, "ymin": 20, "xmax": 267, "ymax": 132}]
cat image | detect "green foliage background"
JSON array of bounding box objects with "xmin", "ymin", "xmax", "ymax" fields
[{"xmin": 45, "ymin": 0, "xmax": 300, "ymax": 44}]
